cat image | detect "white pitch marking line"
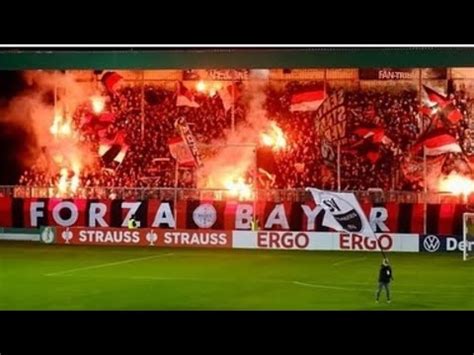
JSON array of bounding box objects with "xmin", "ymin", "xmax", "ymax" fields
[
  {"xmin": 293, "ymin": 281, "xmax": 355, "ymax": 291},
  {"xmin": 130, "ymin": 276, "xmax": 288, "ymax": 284},
  {"xmin": 332, "ymin": 257, "xmax": 367, "ymax": 267},
  {"xmin": 292, "ymin": 281, "xmax": 460, "ymax": 295},
  {"xmin": 45, "ymin": 253, "xmax": 174, "ymax": 276}
]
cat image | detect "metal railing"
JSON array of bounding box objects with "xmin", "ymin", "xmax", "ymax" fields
[{"xmin": 0, "ymin": 185, "xmax": 471, "ymax": 204}]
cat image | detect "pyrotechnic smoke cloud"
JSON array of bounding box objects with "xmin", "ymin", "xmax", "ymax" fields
[
  {"xmin": 197, "ymin": 70, "xmax": 271, "ymax": 189},
  {"xmin": 0, "ymin": 71, "xmax": 96, "ymax": 176}
]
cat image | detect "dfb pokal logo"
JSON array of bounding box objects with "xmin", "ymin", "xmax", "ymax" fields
[
  {"xmin": 423, "ymin": 235, "xmax": 441, "ymax": 252},
  {"xmin": 193, "ymin": 203, "xmax": 217, "ymax": 229},
  {"xmin": 146, "ymin": 231, "xmax": 158, "ymax": 246},
  {"xmin": 40, "ymin": 227, "xmax": 55, "ymax": 244},
  {"xmin": 61, "ymin": 228, "xmax": 73, "ymax": 244}
]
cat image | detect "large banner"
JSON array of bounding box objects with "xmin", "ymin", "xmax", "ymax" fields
[
  {"xmin": 314, "ymin": 89, "xmax": 346, "ymax": 168},
  {"xmin": 39, "ymin": 227, "xmax": 418, "ymax": 252},
  {"xmin": 233, "ymin": 231, "xmax": 419, "ymax": 252},
  {"xmin": 175, "ymin": 117, "xmax": 202, "ymax": 167},
  {"xmin": 315, "ymin": 89, "xmax": 346, "ymax": 143},
  {"xmin": 182, "ymin": 69, "xmax": 250, "ymax": 81},
  {"xmin": 419, "ymin": 234, "xmax": 473, "ymax": 253},
  {"xmin": 44, "ymin": 227, "xmax": 232, "ymax": 248},
  {"xmin": 359, "ymin": 68, "xmax": 418, "ymax": 80},
  {"xmin": 0, "ymin": 197, "xmax": 469, "ymax": 235}
]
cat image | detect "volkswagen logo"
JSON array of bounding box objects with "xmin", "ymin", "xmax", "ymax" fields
[{"xmin": 423, "ymin": 235, "xmax": 441, "ymax": 252}]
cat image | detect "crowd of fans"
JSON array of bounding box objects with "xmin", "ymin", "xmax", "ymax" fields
[{"xmin": 16, "ymin": 78, "xmax": 474, "ymax": 197}]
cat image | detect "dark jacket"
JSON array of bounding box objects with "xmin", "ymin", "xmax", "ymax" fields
[{"xmin": 378, "ymin": 265, "xmax": 393, "ymax": 283}]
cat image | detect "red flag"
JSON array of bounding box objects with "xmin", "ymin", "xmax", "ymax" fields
[
  {"xmin": 353, "ymin": 126, "xmax": 386, "ymax": 144},
  {"xmin": 443, "ymin": 103, "xmax": 463, "ymax": 124},
  {"xmin": 98, "ymin": 130, "xmax": 128, "ymax": 164},
  {"xmin": 412, "ymin": 128, "xmax": 462, "ymax": 156},
  {"xmin": 101, "ymin": 72, "xmax": 123, "ymax": 92},
  {"xmin": 348, "ymin": 125, "xmax": 390, "ymax": 164},
  {"xmin": 290, "ymin": 90, "xmax": 326, "ymax": 112},
  {"xmin": 257, "ymin": 168, "xmax": 276, "ymax": 188},
  {"xmin": 423, "ymin": 85, "xmax": 462, "ymax": 125},
  {"xmin": 218, "ymin": 83, "xmax": 240, "ymax": 111},
  {"xmin": 401, "ymin": 157, "xmax": 424, "ymax": 182},
  {"xmin": 98, "ymin": 112, "xmax": 115, "ymax": 123},
  {"xmin": 419, "ymin": 104, "xmax": 436, "ymax": 117},
  {"xmin": 168, "ymin": 136, "xmax": 196, "ymax": 166},
  {"xmin": 80, "ymin": 112, "xmax": 115, "ymax": 134},
  {"xmin": 176, "ymin": 82, "xmax": 200, "ymax": 108},
  {"xmin": 423, "ymin": 85, "xmax": 447, "ymax": 107},
  {"xmin": 99, "ymin": 130, "xmax": 126, "ymax": 146},
  {"xmin": 366, "ymin": 150, "xmax": 381, "ymax": 164},
  {"xmin": 113, "ymin": 145, "xmax": 129, "ymax": 164},
  {"xmin": 402, "ymin": 155, "xmax": 446, "ymax": 182}
]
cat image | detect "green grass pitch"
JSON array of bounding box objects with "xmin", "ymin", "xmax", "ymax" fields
[{"xmin": 0, "ymin": 242, "xmax": 473, "ymax": 310}]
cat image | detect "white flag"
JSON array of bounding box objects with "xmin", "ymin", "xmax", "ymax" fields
[{"xmin": 306, "ymin": 188, "xmax": 376, "ymax": 238}]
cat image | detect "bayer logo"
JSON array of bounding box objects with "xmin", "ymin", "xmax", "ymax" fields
[{"xmin": 193, "ymin": 203, "xmax": 217, "ymax": 229}]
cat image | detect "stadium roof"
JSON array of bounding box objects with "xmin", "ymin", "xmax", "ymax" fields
[{"xmin": 2, "ymin": 48, "xmax": 474, "ymax": 69}]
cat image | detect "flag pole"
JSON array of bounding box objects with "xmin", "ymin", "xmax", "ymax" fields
[
  {"xmin": 337, "ymin": 142, "xmax": 341, "ymax": 192},
  {"xmin": 423, "ymin": 145, "xmax": 428, "ymax": 234},
  {"xmin": 141, "ymin": 71, "xmax": 145, "ymax": 140},
  {"xmin": 253, "ymin": 144, "xmax": 258, "ymax": 229},
  {"xmin": 174, "ymin": 160, "xmax": 179, "ymax": 230},
  {"xmin": 308, "ymin": 188, "xmax": 387, "ymax": 260},
  {"xmin": 372, "ymin": 225, "xmax": 387, "ymax": 260},
  {"xmin": 54, "ymin": 82, "xmax": 57, "ymax": 113},
  {"xmin": 231, "ymin": 80, "xmax": 235, "ymax": 133}
]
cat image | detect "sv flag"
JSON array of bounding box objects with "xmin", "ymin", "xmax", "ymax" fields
[{"xmin": 306, "ymin": 188, "xmax": 376, "ymax": 238}]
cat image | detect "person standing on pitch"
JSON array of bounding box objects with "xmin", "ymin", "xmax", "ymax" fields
[{"xmin": 376, "ymin": 258, "xmax": 393, "ymax": 303}]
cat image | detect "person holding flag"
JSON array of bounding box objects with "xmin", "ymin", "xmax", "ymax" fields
[{"xmin": 306, "ymin": 188, "xmax": 393, "ymax": 303}]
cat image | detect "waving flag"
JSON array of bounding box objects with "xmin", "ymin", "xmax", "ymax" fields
[
  {"xmin": 174, "ymin": 117, "xmax": 202, "ymax": 167},
  {"xmin": 344, "ymin": 125, "xmax": 391, "ymax": 164},
  {"xmin": 306, "ymin": 188, "xmax": 376, "ymax": 238},
  {"xmin": 218, "ymin": 83, "xmax": 241, "ymax": 111},
  {"xmin": 99, "ymin": 130, "xmax": 129, "ymax": 164},
  {"xmin": 101, "ymin": 71, "xmax": 123, "ymax": 93},
  {"xmin": 290, "ymin": 90, "xmax": 326, "ymax": 112},
  {"xmin": 412, "ymin": 128, "xmax": 462, "ymax": 156},
  {"xmin": 168, "ymin": 136, "xmax": 196, "ymax": 166},
  {"xmin": 402, "ymin": 155, "xmax": 446, "ymax": 183},
  {"xmin": 176, "ymin": 82, "xmax": 200, "ymax": 108},
  {"xmin": 423, "ymin": 85, "xmax": 463, "ymax": 125},
  {"xmin": 419, "ymin": 104, "xmax": 437, "ymax": 117},
  {"xmin": 80, "ymin": 112, "xmax": 116, "ymax": 137},
  {"xmin": 353, "ymin": 125, "xmax": 386, "ymax": 144}
]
